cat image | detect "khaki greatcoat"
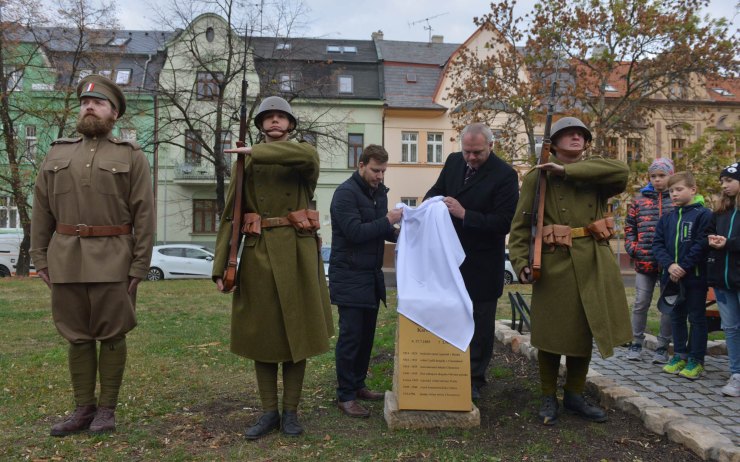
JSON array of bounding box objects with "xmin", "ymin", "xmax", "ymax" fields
[
  {"xmin": 212, "ymin": 140, "xmax": 333, "ymax": 362},
  {"xmin": 508, "ymin": 156, "xmax": 632, "ymax": 358}
]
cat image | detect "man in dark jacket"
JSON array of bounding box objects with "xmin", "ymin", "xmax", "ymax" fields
[
  {"xmin": 330, "ymin": 144, "xmax": 402, "ymax": 418},
  {"xmin": 424, "ymin": 123, "xmax": 519, "ymax": 399}
]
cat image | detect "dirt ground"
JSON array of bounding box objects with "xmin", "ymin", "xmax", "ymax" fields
[{"xmin": 147, "ymin": 342, "xmax": 702, "ymax": 461}]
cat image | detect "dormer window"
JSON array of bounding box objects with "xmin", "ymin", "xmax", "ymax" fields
[
  {"xmin": 406, "ymin": 73, "xmax": 417, "ymax": 83},
  {"xmin": 604, "ymin": 84, "xmax": 618, "ymax": 92},
  {"xmin": 107, "ymin": 37, "xmax": 129, "ymax": 46},
  {"xmin": 712, "ymin": 87, "xmax": 734, "ymax": 97},
  {"xmin": 276, "ymin": 43, "xmax": 291, "ymax": 50}
]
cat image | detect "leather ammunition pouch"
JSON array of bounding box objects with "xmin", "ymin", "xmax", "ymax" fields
[
  {"xmin": 241, "ymin": 209, "xmax": 320, "ymax": 237},
  {"xmin": 587, "ymin": 216, "xmax": 615, "ymax": 241},
  {"xmin": 542, "ymin": 224, "xmax": 573, "ymax": 248},
  {"xmin": 542, "ymin": 216, "xmax": 615, "ymax": 248}
]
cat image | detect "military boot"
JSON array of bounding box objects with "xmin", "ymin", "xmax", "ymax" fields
[
  {"xmin": 538, "ymin": 395, "xmax": 558, "ymax": 426},
  {"xmin": 244, "ymin": 411, "xmax": 280, "ymax": 440},
  {"xmin": 563, "ymin": 391, "xmax": 607, "ymax": 422},
  {"xmin": 281, "ymin": 410, "xmax": 303, "ymax": 436},
  {"xmin": 50, "ymin": 405, "xmax": 97, "ymax": 436},
  {"xmin": 89, "ymin": 406, "xmax": 116, "ymax": 434}
]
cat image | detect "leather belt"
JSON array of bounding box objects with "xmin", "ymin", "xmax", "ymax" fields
[
  {"xmin": 570, "ymin": 226, "xmax": 592, "ymax": 238},
  {"xmin": 261, "ymin": 217, "xmax": 291, "ymax": 228},
  {"xmin": 56, "ymin": 223, "xmax": 132, "ymax": 237}
]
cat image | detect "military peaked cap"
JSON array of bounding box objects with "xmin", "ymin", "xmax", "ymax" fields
[{"xmin": 77, "ymin": 74, "xmax": 126, "ymax": 117}]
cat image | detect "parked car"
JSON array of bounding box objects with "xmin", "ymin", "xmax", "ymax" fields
[
  {"xmin": 321, "ymin": 245, "xmax": 330, "ymax": 281},
  {"xmin": 147, "ymin": 244, "xmax": 215, "ymax": 281},
  {"xmin": 504, "ymin": 250, "xmax": 518, "ymax": 285},
  {"xmin": 0, "ymin": 230, "xmax": 36, "ymax": 277}
]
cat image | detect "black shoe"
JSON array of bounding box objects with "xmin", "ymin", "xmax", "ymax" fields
[
  {"xmin": 244, "ymin": 411, "xmax": 280, "ymax": 440},
  {"xmin": 563, "ymin": 391, "xmax": 607, "ymax": 423},
  {"xmin": 471, "ymin": 385, "xmax": 481, "ymax": 400},
  {"xmin": 539, "ymin": 395, "xmax": 558, "ymax": 425},
  {"xmin": 281, "ymin": 411, "xmax": 303, "ymax": 436}
]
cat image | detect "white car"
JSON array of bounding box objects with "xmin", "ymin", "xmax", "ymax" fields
[
  {"xmin": 504, "ymin": 250, "xmax": 518, "ymax": 285},
  {"xmin": 148, "ymin": 244, "xmax": 215, "ymax": 281}
]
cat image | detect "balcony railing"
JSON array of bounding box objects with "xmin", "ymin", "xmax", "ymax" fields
[{"xmin": 172, "ymin": 162, "xmax": 231, "ymax": 181}]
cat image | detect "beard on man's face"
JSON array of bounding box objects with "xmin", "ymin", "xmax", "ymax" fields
[{"xmin": 76, "ymin": 113, "xmax": 116, "ymax": 136}]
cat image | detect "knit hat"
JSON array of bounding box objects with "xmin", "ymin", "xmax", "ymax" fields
[
  {"xmin": 648, "ymin": 157, "xmax": 674, "ymax": 175},
  {"xmin": 720, "ymin": 162, "xmax": 740, "ymax": 182}
]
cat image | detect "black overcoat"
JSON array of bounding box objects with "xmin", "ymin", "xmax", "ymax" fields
[{"xmin": 424, "ymin": 151, "xmax": 519, "ymax": 302}]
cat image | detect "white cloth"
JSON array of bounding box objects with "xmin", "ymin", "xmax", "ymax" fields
[{"xmin": 395, "ymin": 196, "xmax": 474, "ymax": 351}]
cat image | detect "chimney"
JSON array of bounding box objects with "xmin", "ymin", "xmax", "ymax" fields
[
  {"xmin": 371, "ymin": 30, "xmax": 384, "ymax": 41},
  {"xmin": 431, "ymin": 35, "xmax": 444, "ymax": 43}
]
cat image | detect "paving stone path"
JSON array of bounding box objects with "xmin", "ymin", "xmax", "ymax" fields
[{"xmin": 591, "ymin": 342, "xmax": 740, "ymax": 447}]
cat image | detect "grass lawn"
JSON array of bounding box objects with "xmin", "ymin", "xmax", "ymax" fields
[{"xmin": 0, "ymin": 278, "xmax": 711, "ymax": 461}]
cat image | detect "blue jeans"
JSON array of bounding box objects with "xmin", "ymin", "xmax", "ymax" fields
[
  {"xmin": 713, "ymin": 288, "xmax": 740, "ymax": 374},
  {"xmin": 669, "ymin": 285, "xmax": 708, "ymax": 363},
  {"xmin": 632, "ymin": 272, "xmax": 672, "ymax": 347}
]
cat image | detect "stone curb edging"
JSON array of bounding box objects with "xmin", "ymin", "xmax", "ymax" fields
[{"xmin": 494, "ymin": 321, "xmax": 740, "ymax": 462}]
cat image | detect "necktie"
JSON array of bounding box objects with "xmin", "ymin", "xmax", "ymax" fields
[{"xmin": 464, "ymin": 165, "xmax": 477, "ymax": 184}]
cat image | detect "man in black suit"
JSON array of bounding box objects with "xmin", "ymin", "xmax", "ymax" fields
[{"xmin": 424, "ymin": 122, "xmax": 519, "ymax": 400}]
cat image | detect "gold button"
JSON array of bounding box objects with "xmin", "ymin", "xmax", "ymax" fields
[
  {"xmin": 86, "ymin": 163, "xmax": 90, "ymax": 168},
  {"xmin": 53, "ymin": 166, "xmax": 58, "ymax": 170},
  {"xmin": 112, "ymin": 168, "xmax": 117, "ymax": 172},
  {"xmin": 90, "ymin": 149, "xmax": 95, "ymax": 152}
]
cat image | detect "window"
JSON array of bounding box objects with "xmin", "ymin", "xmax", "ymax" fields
[
  {"xmin": 342, "ymin": 46, "xmax": 357, "ymax": 53},
  {"xmin": 205, "ymin": 27, "xmax": 215, "ymax": 42},
  {"xmin": 276, "ymin": 42, "xmax": 291, "ymax": 50},
  {"xmin": 406, "ymin": 73, "xmax": 417, "ymax": 83},
  {"xmin": 185, "ymin": 130, "xmax": 202, "ymax": 165},
  {"xmin": 278, "ymin": 72, "xmax": 300, "ymax": 93},
  {"xmin": 218, "ymin": 130, "xmax": 232, "ymax": 166},
  {"xmin": 401, "ymin": 132, "xmax": 418, "ymax": 163},
  {"xmin": 78, "ymin": 69, "xmax": 92, "ymax": 82},
  {"xmin": 347, "ymin": 134, "xmax": 364, "ymax": 168},
  {"xmin": 193, "ymin": 200, "xmax": 218, "ymax": 233},
  {"xmin": 338, "ymin": 75, "xmax": 353, "ymax": 94},
  {"xmin": 426, "ymin": 132, "xmax": 443, "ymax": 163},
  {"xmin": 605, "ymin": 137, "xmax": 618, "ymax": 158},
  {"xmin": 115, "ymin": 69, "xmax": 132, "ymax": 85},
  {"xmin": 302, "ymin": 131, "xmax": 318, "ymax": 146},
  {"xmin": 401, "ymin": 197, "xmax": 417, "ymax": 207},
  {"xmin": 0, "ymin": 196, "xmax": 19, "ymax": 228},
  {"xmin": 25, "ymin": 125, "xmax": 37, "ymax": 160},
  {"xmin": 603, "ymin": 84, "xmax": 618, "ymax": 92},
  {"xmin": 196, "ymin": 71, "xmax": 222, "ymax": 100},
  {"xmin": 184, "ymin": 247, "xmax": 211, "ymax": 259},
  {"xmin": 107, "ymin": 37, "xmax": 129, "ymax": 46},
  {"xmin": 120, "ymin": 128, "xmax": 137, "ymax": 141},
  {"xmin": 626, "ymin": 138, "xmax": 641, "ymax": 164},
  {"xmin": 712, "ymin": 87, "xmax": 734, "ymax": 97},
  {"xmin": 5, "ymin": 68, "xmax": 23, "ymax": 91},
  {"xmin": 98, "ymin": 69, "xmax": 112, "ymax": 79},
  {"xmin": 326, "ymin": 45, "xmax": 357, "ymax": 53},
  {"xmin": 671, "ymin": 138, "xmax": 685, "ymax": 161}
]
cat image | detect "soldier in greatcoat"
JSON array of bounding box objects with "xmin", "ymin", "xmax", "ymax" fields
[
  {"xmin": 508, "ymin": 117, "xmax": 631, "ymax": 425},
  {"xmin": 30, "ymin": 75, "xmax": 155, "ymax": 436},
  {"xmin": 212, "ymin": 96, "xmax": 333, "ymax": 439}
]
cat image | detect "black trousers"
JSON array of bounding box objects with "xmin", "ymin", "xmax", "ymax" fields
[
  {"xmin": 335, "ymin": 305, "xmax": 379, "ymax": 402},
  {"xmin": 470, "ymin": 300, "xmax": 498, "ymax": 388}
]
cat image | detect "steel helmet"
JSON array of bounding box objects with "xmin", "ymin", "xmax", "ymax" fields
[
  {"xmin": 551, "ymin": 117, "xmax": 592, "ymax": 144},
  {"xmin": 254, "ymin": 96, "xmax": 298, "ymax": 130}
]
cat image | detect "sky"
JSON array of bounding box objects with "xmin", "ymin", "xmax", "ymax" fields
[{"xmin": 116, "ymin": 0, "xmax": 738, "ymax": 44}]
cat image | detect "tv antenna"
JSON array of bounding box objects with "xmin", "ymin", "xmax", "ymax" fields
[{"xmin": 409, "ymin": 12, "xmax": 449, "ymax": 42}]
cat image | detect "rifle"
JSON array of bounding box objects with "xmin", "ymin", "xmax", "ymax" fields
[
  {"xmin": 222, "ymin": 72, "xmax": 249, "ymax": 292},
  {"xmin": 528, "ymin": 80, "xmax": 556, "ymax": 282}
]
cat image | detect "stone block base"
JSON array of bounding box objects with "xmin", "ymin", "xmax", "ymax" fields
[{"xmin": 383, "ymin": 391, "xmax": 480, "ymax": 430}]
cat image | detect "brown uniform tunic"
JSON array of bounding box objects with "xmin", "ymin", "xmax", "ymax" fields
[{"xmin": 30, "ymin": 134, "xmax": 155, "ymax": 341}]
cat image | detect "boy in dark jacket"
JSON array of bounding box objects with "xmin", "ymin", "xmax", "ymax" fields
[
  {"xmin": 653, "ymin": 172, "xmax": 712, "ymax": 379},
  {"xmin": 329, "ymin": 144, "xmax": 402, "ymax": 418},
  {"xmin": 624, "ymin": 158, "xmax": 674, "ymax": 363}
]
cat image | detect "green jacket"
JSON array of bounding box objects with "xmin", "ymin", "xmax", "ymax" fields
[
  {"xmin": 213, "ymin": 140, "xmax": 333, "ymax": 362},
  {"xmin": 508, "ymin": 156, "xmax": 631, "ymax": 358}
]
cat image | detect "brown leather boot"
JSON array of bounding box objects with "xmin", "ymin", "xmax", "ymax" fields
[
  {"xmin": 89, "ymin": 406, "xmax": 116, "ymax": 434},
  {"xmin": 337, "ymin": 400, "xmax": 370, "ymax": 418},
  {"xmin": 50, "ymin": 405, "xmax": 97, "ymax": 437},
  {"xmin": 356, "ymin": 388, "xmax": 384, "ymax": 401}
]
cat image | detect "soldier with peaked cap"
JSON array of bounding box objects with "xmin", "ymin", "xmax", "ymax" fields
[
  {"xmin": 508, "ymin": 116, "xmax": 631, "ymax": 426},
  {"xmin": 212, "ymin": 95, "xmax": 333, "ymax": 439},
  {"xmin": 31, "ymin": 74, "xmax": 154, "ymax": 436}
]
